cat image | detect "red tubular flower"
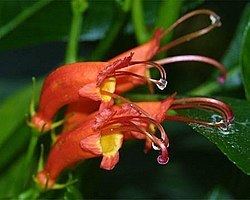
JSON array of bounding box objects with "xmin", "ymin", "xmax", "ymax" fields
[
  {"xmin": 36, "ymin": 93, "xmax": 233, "ymax": 189},
  {"xmin": 63, "ymin": 9, "xmax": 227, "ymax": 133},
  {"xmin": 33, "ymin": 9, "xmax": 234, "ymax": 190},
  {"xmin": 31, "ymin": 53, "xmax": 167, "ymax": 132},
  {"xmin": 112, "ymin": 9, "xmax": 224, "ymax": 92},
  {"xmin": 36, "ymin": 101, "xmax": 172, "ymax": 189}
]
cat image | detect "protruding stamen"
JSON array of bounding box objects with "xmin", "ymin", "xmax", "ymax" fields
[
  {"xmin": 130, "ymin": 61, "xmax": 167, "ymax": 80},
  {"xmin": 157, "ymin": 9, "xmax": 221, "ymax": 53},
  {"xmin": 167, "ymin": 97, "xmax": 234, "ymax": 128},
  {"xmin": 105, "ymin": 115, "xmax": 169, "ymax": 145},
  {"xmin": 99, "ymin": 91, "xmax": 169, "ymax": 143},
  {"xmin": 142, "ymin": 129, "xmax": 169, "ymax": 165},
  {"xmin": 102, "ymin": 120, "xmax": 169, "ymax": 165},
  {"xmin": 111, "ymin": 71, "xmax": 168, "ymax": 91},
  {"xmin": 98, "ymin": 55, "xmax": 168, "ymax": 90},
  {"xmin": 155, "ymin": 55, "xmax": 227, "ymax": 83}
]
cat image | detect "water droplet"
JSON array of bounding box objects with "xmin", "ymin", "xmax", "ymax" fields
[
  {"xmin": 211, "ymin": 114, "xmax": 223, "ymax": 124},
  {"xmin": 156, "ymin": 78, "xmax": 167, "ymax": 90},
  {"xmin": 210, "ymin": 14, "xmax": 221, "ymax": 26},
  {"xmin": 218, "ymin": 123, "xmax": 236, "ymax": 135}
]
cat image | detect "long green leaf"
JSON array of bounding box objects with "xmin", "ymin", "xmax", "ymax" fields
[
  {"xmin": 0, "ymin": 1, "xmax": 114, "ymax": 50},
  {"xmin": 0, "ymin": 155, "xmax": 36, "ymax": 198},
  {"xmin": 0, "ymin": 81, "xmax": 42, "ymax": 148},
  {"xmin": 241, "ymin": 18, "xmax": 250, "ymax": 100},
  {"xmin": 206, "ymin": 186, "xmax": 233, "ymax": 200},
  {"xmin": 0, "ymin": 124, "xmax": 30, "ymax": 170},
  {"xmin": 0, "ymin": 0, "xmax": 53, "ymax": 39},
  {"xmin": 184, "ymin": 97, "xmax": 250, "ymax": 175}
]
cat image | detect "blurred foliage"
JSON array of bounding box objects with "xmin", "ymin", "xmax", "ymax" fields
[
  {"xmin": 241, "ymin": 13, "xmax": 250, "ymax": 100},
  {"xmin": 0, "ymin": 0, "xmax": 249, "ymax": 199}
]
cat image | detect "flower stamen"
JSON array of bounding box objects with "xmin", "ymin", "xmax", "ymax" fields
[
  {"xmin": 98, "ymin": 56, "xmax": 168, "ymax": 90},
  {"xmin": 111, "ymin": 70, "xmax": 167, "ymax": 91},
  {"xmin": 101, "ymin": 120, "xmax": 169, "ymax": 165},
  {"xmin": 99, "ymin": 91, "xmax": 169, "ymax": 142},
  {"xmin": 156, "ymin": 55, "xmax": 227, "ymax": 83},
  {"xmin": 157, "ymin": 9, "xmax": 221, "ymax": 53},
  {"xmin": 166, "ymin": 97, "xmax": 234, "ymax": 128}
]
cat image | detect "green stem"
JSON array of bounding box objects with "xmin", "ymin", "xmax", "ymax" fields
[
  {"xmin": 155, "ymin": 0, "xmax": 183, "ymax": 44},
  {"xmin": 23, "ymin": 130, "xmax": 38, "ymax": 188},
  {"xmin": 65, "ymin": 0, "xmax": 88, "ymax": 64},
  {"xmin": 0, "ymin": 0, "xmax": 53, "ymax": 39},
  {"xmin": 125, "ymin": 93, "xmax": 166, "ymax": 101},
  {"xmin": 131, "ymin": 0, "xmax": 150, "ymax": 44},
  {"xmin": 91, "ymin": 9, "xmax": 128, "ymax": 60}
]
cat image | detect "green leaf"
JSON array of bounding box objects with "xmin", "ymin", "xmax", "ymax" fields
[
  {"xmin": 0, "ymin": 81, "xmax": 42, "ymax": 148},
  {"xmin": 0, "ymin": 124, "xmax": 30, "ymax": 170},
  {"xmin": 206, "ymin": 186, "xmax": 233, "ymax": 200},
  {"xmin": 0, "ymin": 0, "xmax": 53, "ymax": 40},
  {"xmin": 183, "ymin": 97, "xmax": 250, "ymax": 175},
  {"xmin": 241, "ymin": 17, "xmax": 250, "ymax": 100},
  {"xmin": 0, "ymin": 157, "xmax": 24, "ymax": 198},
  {"xmin": 18, "ymin": 188, "xmax": 40, "ymax": 200},
  {"xmin": 0, "ymin": 0, "xmax": 207, "ymax": 51},
  {"xmin": 0, "ymin": 1, "xmax": 115, "ymax": 50},
  {"xmin": 223, "ymin": 4, "xmax": 250, "ymax": 69},
  {"xmin": 0, "ymin": 154, "xmax": 36, "ymax": 198},
  {"xmin": 63, "ymin": 185, "xmax": 83, "ymax": 200}
]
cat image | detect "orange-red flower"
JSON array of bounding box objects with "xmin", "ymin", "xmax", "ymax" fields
[
  {"xmin": 36, "ymin": 94, "xmax": 233, "ymax": 189},
  {"xmin": 33, "ymin": 9, "xmax": 235, "ymax": 190},
  {"xmin": 31, "ymin": 53, "xmax": 168, "ymax": 132},
  {"xmin": 63, "ymin": 9, "xmax": 227, "ymax": 134}
]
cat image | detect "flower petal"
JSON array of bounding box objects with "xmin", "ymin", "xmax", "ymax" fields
[
  {"xmin": 78, "ymin": 83, "xmax": 101, "ymax": 101},
  {"xmin": 100, "ymin": 152, "xmax": 119, "ymax": 170},
  {"xmin": 80, "ymin": 134, "xmax": 102, "ymax": 155}
]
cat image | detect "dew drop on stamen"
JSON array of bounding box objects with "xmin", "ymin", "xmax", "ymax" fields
[
  {"xmin": 156, "ymin": 78, "xmax": 168, "ymax": 90},
  {"xmin": 210, "ymin": 14, "xmax": 222, "ymax": 27},
  {"xmin": 211, "ymin": 114, "xmax": 223, "ymax": 124},
  {"xmin": 210, "ymin": 114, "xmax": 236, "ymax": 135}
]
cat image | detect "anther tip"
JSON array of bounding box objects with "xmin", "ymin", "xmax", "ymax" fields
[
  {"xmin": 157, "ymin": 155, "xmax": 169, "ymax": 165},
  {"xmin": 217, "ymin": 76, "xmax": 225, "ymax": 84}
]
